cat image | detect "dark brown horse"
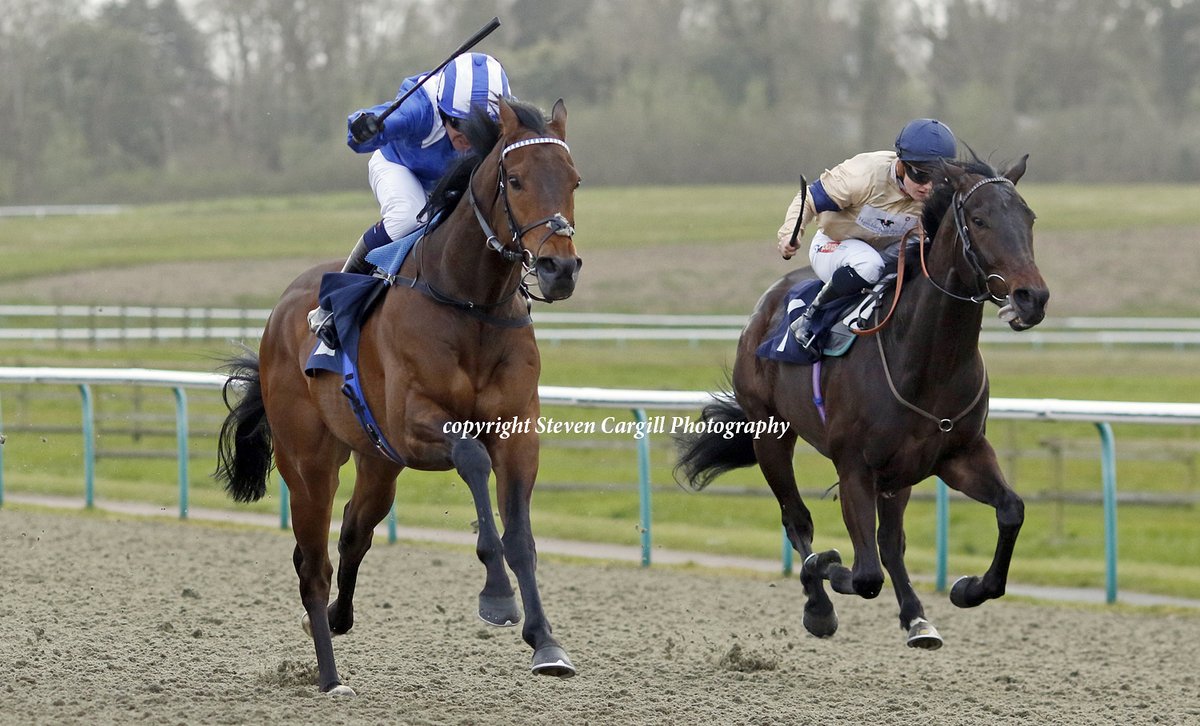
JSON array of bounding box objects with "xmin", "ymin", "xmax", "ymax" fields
[
  {"xmin": 676, "ymin": 157, "xmax": 1047, "ymax": 648},
  {"xmin": 215, "ymin": 98, "xmax": 582, "ymax": 695}
]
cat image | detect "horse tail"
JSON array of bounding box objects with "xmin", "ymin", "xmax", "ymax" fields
[
  {"xmin": 673, "ymin": 392, "xmax": 758, "ymax": 491},
  {"xmin": 213, "ymin": 353, "xmax": 273, "ymax": 503}
]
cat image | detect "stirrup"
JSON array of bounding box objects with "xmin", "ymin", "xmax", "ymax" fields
[
  {"xmin": 790, "ymin": 310, "xmax": 819, "ymax": 350},
  {"xmin": 307, "ymin": 307, "xmax": 339, "ymax": 349}
]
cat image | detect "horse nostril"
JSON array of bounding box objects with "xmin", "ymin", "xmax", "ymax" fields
[{"xmin": 1013, "ymin": 287, "xmax": 1049, "ymax": 310}]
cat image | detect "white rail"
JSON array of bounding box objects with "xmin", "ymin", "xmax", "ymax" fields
[
  {"xmin": 3, "ymin": 307, "xmax": 1198, "ymax": 346},
  {"xmin": 1, "ymin": 366, "xmax": 1198, "ymax": 605}
]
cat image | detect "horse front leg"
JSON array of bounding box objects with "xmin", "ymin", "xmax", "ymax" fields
[
  {"xmin": 877, "ymin": 488, "xmax": 942, "ymax": 649},
  {"xmin": 491, "ymin": 432, "xmax": 575, "ymax": 678},
  {"xmin": 825, "ymin": 466, "xmax": 885, "ymax": 600},
  {"xmin": 937, "ymin": 439, "xmax": 1025, "ymax": 608},
  {"xmin": 450, "ymin": 436, "xmax": 521, "ymax": 627},
  {"xmin": 327, "ymin": 454, "xmax": 402, "ymax": 635}
]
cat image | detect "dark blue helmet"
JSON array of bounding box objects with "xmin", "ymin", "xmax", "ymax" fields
[{"xmin": 895, "ymin": 119, "xmax": 957, "ymax": 162}]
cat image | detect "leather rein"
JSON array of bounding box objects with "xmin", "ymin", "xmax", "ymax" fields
[
  {"xmin": 852, "ymin": 174, "xmax": 1014, "ymax": 336},
  {"xmin": 397, "ymin": 135, "xmax": 575, "ymax": 327}
]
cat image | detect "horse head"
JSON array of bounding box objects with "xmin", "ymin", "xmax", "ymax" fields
[
  {"xmin": 939, "ymin": 156, "xmax": 1048, "ymax": 330},
  {"xmin": 489, "ymin": 97, "xmax": 582, "ymax": 302}
]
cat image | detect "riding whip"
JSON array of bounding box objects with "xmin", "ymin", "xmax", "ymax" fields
[
  {"xmin": 784, "ymin": 174, "xmax": 808, "ymax": 257},
  {"xmin": 352, "ymin": 17, "xmax": 502, "ymax": 142}
]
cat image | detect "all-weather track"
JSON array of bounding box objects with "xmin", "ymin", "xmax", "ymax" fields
[{"xmin": 2, "ymin": 507, "xmax": 1198, "ymax": 725}]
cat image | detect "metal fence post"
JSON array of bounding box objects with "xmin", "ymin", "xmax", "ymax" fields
[
  {"xmin": 1096, "ymin": 422, "xmax": 1118, "ymax": 604},
  {"xmin": 79, "ymin": 384, "xmax": 95, "ymax": 508},
  {"xmin": 173, "ymin": 387, "xmax": 189, "ymax": 519},
  {"xmin": 936, "ymin": 477, "xmax": 950, "ymax": 591},
  {"xmin": 633, "ymin": 408, "xmax": 652, "ymax": 567}
]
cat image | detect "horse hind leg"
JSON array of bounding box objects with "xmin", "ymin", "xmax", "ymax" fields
[
  {"xmin": 877, "ymin": 489, "xmax": 942, "ymax": 650},
  {"xmin": 751, "ymin": 433, "xmax": 838, "ymax": 638},
  {"xmin": 277, "ymin": 449, "xmax": 355, "ymax": 696},
  {"xmin": 452, "ymin": 437, "xmax": 521, "ymax": 627}
]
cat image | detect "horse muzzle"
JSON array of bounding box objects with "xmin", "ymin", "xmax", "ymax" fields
[
  {"xmin": 534, "ymin": 256, "xmax": 582, "ymax": 301},
  {"xmin": 1003, "ymin": 284, "xmax": 1050, "ymax": 330}
]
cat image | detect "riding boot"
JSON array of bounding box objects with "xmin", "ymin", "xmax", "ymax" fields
[
  {"xmin": 790, "ymin": 266, "xmax": 873, "ymax": 350},
  {"xmin": 308, "ymin": 236, "xmax": 373, "ymax": 346}
]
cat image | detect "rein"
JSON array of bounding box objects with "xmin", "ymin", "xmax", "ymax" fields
[
  {"xmin": 470, "ymin": 136, "xmax": 576, "ymax": 304},
  {"xmin": 852, "ymin": 174, "xmax": 1013, "ymax": 338},
  {"xmin": 922, "ymin": 175, "xmax": 1014, "ymax": 304},
  {"xmin": 416, "ymin": 134, "xmax": 575, "ymax": 321}
]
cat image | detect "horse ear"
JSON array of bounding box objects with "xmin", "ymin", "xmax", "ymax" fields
[
  {"xmin": 548, "ymin": 98, "xmax": 567, "ymax": 140},
  {"xmin": 940, "ymin": 160, "xmax": 966, "ymax": 186},
  {"xmin": 498, "ymin": 97, "xmax": 520, "ymax": 137},
  {"xmin": 1003, "ymin": 154, "xmax": 1029, "ymax": 185}
]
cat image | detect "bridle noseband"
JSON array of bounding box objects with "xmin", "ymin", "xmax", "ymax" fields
[
  {"xmin": 467, "ymin": 136, "xmax": 577, "ymax": 303},
  {"xmin": 926, "ymin": 175, "xmax": 1015, "ymax": 304}
]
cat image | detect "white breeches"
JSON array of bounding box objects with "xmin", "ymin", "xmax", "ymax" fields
[
  {"xmin": 808, "ymin": 231, "xmax": 885, "ymax": 284},
  {"xmin": 368, "ymin": 151, "xmax": 429, "ymax": 241}
]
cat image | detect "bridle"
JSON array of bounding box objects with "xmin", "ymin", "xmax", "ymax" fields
[
  {"xmin": 467, "ymin": 135, "xmax": 577, "ymax": 304},
  {"xmin": 922, "ymin": 174, "xmax": 1015, "ymax": 304}
]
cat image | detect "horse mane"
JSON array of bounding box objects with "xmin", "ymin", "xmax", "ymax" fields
[{"xmin": 423, "ymin": 97, "xmax": 551, "ymax": 222}]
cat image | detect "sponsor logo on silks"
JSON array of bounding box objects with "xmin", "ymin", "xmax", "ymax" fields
[
  {"xmin": 817, "ymin": 240, "xmax": 841, "ymax": 254},
  {"xmin": 856, "ymin": 206, "xmax": 917, "ymax": 239}
]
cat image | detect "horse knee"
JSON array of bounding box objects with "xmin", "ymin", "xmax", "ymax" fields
[
  {"xmin": 998, "ymin": 494, "xmax": 1024, "ymax": 530},
  {"xmin": 854, "ymin": 571, "xmax": 884, "ymax": 599}
]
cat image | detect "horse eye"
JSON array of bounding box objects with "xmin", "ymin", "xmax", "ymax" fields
[
  {"xmin": 507, "ymin": 175, "xmax": 523, "ymax": 190},
  {"xmin": 971, "ymin": 216, "xmax": 988, "ymax": 228},
  {"xmin": 574, "ymin": 178, "xmax": 582, "ymax": 189}
]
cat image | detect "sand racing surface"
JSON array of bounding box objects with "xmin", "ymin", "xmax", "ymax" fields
[{"xmin": 2, "ymin": 507, "xmax": 1198, "ymax": 725}]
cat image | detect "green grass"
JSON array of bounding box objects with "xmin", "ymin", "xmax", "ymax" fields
[{"xmin": 1, "ymin": 183, "xmax": 1199, "ymax": 600}]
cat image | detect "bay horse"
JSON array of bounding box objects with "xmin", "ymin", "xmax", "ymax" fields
[
  {"xmin": 214, "ymin": 98, "xmax": 582, "ymax": 695},
  {"xmin": 676, "ymin": 157, "xmax": 1047, "ymax": 648}
]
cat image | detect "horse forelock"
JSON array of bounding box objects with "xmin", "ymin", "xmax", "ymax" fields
[{"xmin": 922, "ymin": 159, "xmax": 1002, "ymax": 237}]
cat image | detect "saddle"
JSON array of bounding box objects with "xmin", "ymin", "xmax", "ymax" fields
[{"xmin": 755, "ymin": 273, "xmax": 897, "ymax": 366}]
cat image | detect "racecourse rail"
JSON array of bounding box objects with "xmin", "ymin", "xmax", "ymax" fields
[
  {"xmin": 2, "ymin": 366, "xmax": 1199, "ymax": 605},
  {"xmin": 3, "ymin": 305, "xmax": 1200, "ymax": 347}
]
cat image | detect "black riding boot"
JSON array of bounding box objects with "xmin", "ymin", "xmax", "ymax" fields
[
  {"xmin": 790, "ymin": 266, "xmax": 872, "ymax": 350},
  {"xmin": 308, "ymin": 236, "xmax": 372, "ymax": 346}
]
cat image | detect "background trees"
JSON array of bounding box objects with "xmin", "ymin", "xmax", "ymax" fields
[{"xmin": 0, "ymin": 0, "xmax": 1197, "ymax": 202}]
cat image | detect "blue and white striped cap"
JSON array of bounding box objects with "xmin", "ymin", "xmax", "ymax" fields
[{"xmin": 436, "ymin": 53, "xmax": 510, "ymax": 120}]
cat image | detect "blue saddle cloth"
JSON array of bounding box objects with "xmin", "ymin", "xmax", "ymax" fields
[
  {"xmin": 365, "ymin": 220, "xmax": 434, "ymax": 276},
  {"xmin": 755, "ymin": 280, "xmax": 859, "ymax": 366}
]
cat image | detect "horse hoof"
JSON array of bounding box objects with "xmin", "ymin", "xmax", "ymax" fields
[
  {"xmin": 802, "ymin": 608, "xmax": 839, "ymax": 638},
  {"xmin": 531, "ymin": 645, "xmax": 576, "ymax": 678},
  {"xmin": 950, "ymin": 576, "xmax": 984, "ymax": 608},
  {"xmin": 905, "ymin": 618, "xmax": 944, "ymax": 650},
  {"xmin": 301, "ymin": 612, "xmax": 313, "ymax": 639},
  {"xmin": 479, "ymin": 594, "xmax": 521, "ymax": 627},
  {"xmin": 323, "ymin": 684, "xmax": 356, "ymax": 697}
]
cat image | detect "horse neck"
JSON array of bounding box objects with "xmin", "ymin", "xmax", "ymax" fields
[
  {"xmin": 423, "ymin": 162, "xmax": 523, "ymax": 307},
  {"xmin": 890, "ymin": 221, "xmax": 986, "ymax": 377}
]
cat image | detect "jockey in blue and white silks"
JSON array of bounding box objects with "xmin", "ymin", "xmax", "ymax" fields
[
  {"xmin": 776, "ymin": 118, "xmax": 958, "ymax": 349},
  {"xmin": 309, "ymin": 53, "xmax": 511, "ymax": 340}
]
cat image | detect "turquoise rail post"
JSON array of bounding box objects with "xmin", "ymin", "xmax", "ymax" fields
[
  {"xmin": 388, "ymin": 500, "xmax": 397, "ymax": 544},
  {"xmin": 173, "ymin": 387, "xmax": 189, "ymax": 519},
  {"xmin": 1095, "ymin": 422, "xmax": 1118, "ymax": 604},
  {"xmin": 278, "ymin": 474, "xmax": 290, "ymax": 530},
  {"xmin": 936, "ymin": 477, "xmax": 950, "ymax": 591},
  {"xmin": 0, "ymin": 394, "xmax": 5, "ymax": 508},
  {"xmin": 633, "ymin": 409, "xmax": 652, "ymax": 567},
  {"xmin": 781, "ymin": 528, "xmax": 793, "ymax": 576},
  {"xmin": 79, "ymin": 384, "xmax": 95, "ymax": 509}
]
